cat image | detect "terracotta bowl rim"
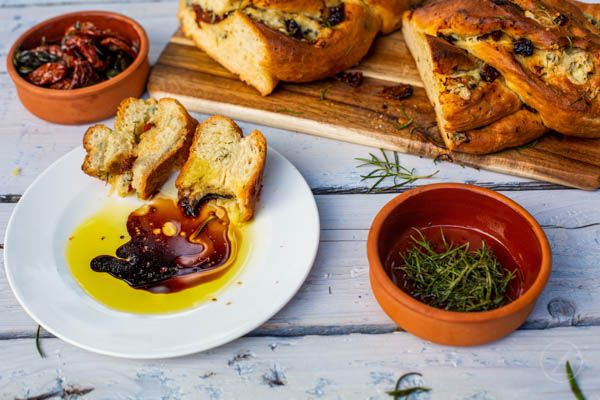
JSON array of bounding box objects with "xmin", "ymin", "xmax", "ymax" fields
[
  {"xmin": 6, "ymin": 10, "xmax": 149, "ymax": 98},
  {"xmin": 367, "ymin": 182, "xmax": 552, "ymax": 323}
]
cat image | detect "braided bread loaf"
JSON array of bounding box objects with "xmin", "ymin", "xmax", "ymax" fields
[
  {"xmin": 403, "ymin": 0, "xmax": 600, "ymax": 154},
  {"xmin": 179, "ymin": 0, "xmax": 419, "ymax": 95}
]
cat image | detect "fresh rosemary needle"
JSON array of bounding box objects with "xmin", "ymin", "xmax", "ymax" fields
[
  {"xmin": 396, "ymin": 228, "xmax": 515, "ymax": 312},
  {"xmin": 355, "ymin": 149, "xmax": 438, "ymax": 194},
  {"xmin": 36, "ymin": 324, "xmax": 45, "ymax": 358},
  {"xmin": 566, "ymin": 361, "xmax": 585, "ymax": 400},
  {"xmin": 386, "ymin": 372, "xmax": 431, "ymax": 399}
]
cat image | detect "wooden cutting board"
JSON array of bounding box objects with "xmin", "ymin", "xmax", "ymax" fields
[{"xmin": 148, "ymin": 29, "xmax": 600, "ymax": 190}]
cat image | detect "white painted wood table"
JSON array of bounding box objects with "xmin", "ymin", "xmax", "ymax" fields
[{"xmin": 1, "ymin": 1, "xmax": 599, "ymax": 399}]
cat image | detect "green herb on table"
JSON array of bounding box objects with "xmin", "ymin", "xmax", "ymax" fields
[
  {"xmin": 396, "ymin": 228, "xmax": 515, "ymax": 312},
  {"xmin": 515, "ymin": 139, "xmax": 539, "ymax": 154},
  {"xmin": 276, "ymin": 109, "xmax": 304, "ymax": 115},
  {"xmin": 319, "ymin": 85, "xmax": 332, "ymax": 102},
  {"xmin": 395, "ymin": 105, "xmax": 414, "ymax": 130},
  {"xmin": 566, "ymin": 361, "xmax": 586, "ymax": 400},
  {"xmin": 386, "ymin": 372, "xmax": 431, "ymax": 399},
  {"xmin": 355, "ymin": 149, "xmax": 438, "ymax": 194},
  {"xmin": 36, "ymin": 324, "xmax": 45, "ymax": 358}
]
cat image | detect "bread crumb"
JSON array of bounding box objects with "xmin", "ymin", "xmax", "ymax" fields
[{"xmin": 11, "ymin": 168, "xmax": 20, "ymax": 176}]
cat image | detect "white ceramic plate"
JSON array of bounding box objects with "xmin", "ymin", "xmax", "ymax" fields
[{"xmin": 4, "ymin": 146, "xmax": 319, "ymax": 358}]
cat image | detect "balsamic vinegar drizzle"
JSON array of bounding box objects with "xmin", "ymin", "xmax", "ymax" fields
[{"xmin": 91, "ymin": 198, "xmax": 232, "ymax": 293}]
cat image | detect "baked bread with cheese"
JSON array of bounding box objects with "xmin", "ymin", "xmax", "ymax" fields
[
  {"xmin": 176, "ymin": 116, "xmax": 267, "ymax": 223},
  {"xmin": 82, "ymin": 98, "xmax": 197, "ymax": 199},
  {"xmin": 403, "ymin": 0, "xmax": 600, "ymax": 153},
  {"xmin": 178, "ymin": 0, "xmax": 418, "ymax": 95}
]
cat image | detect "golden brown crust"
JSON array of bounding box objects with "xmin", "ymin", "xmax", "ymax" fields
[
  {"xmin": 363, "ymin": 0, "xmax": 422, "ymax": 34},
  {"xmin": 238, "ymin": 129, "xmax": 267, "ymax": 222},
  {"xmin": 250, "ymin": 3, "xmax": 380, "ymax": 82},
  {"xmin": 408, "ymin": 0, "xmax": 600, "ymax": 138},
  {"xmin": 456, "ymin": 109, "xmax": 549, "ymax": 154}
]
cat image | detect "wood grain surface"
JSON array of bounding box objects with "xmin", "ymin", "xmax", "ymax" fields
[{"xmin": 149, "ymin": 30, "xmax": 600, "ymax": 190}]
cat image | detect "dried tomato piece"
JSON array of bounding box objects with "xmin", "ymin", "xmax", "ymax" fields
[
  {"xmin": 336, "ymin": 72, "xmax": 363, "ymax": 87},
  {"xmin": 49, "ymin": 78, "xmax": 73, "ymax": 90},
  {"xmin": 100, "ymin": 37, "xmax": 137, "ymax": 60},
  {"xmin": 71, "ymin": 59, "xmax": 99, "ymax": 89},
  {"xmin": 554, "ymin": 14, "xmax": 568, "ymax": 26},
  {"xmin": 382, "ymin": 84, "xmax": 414, "ymax": 100},
  {"xmin": 27, "ymin": 63, "xmax": 67, "ymax": 85},
  {"xmin": 480, "ymin": 64, "xmax": 500, "ymax": 82},
  {"xmin": 64, "ymin": 35, "xmax": 105, "ymax": 70}
]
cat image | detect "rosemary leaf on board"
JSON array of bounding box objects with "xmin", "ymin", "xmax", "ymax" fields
[{"xmin": 355, "ymin": 149, "xmax": 438, "ymax": 194}]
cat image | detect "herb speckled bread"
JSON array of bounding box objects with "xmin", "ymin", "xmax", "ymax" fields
[
  {"xmin": 176, "ymin": 116, "xmax": 267, "ymax": 223},
  {"xmin": 403, "ymin": 0, "xmax": 600, "ymax": 154},
  {"xmin": 82, "ymin": 98, "xmax": 198, "ymax": 199},
  {"xmin": 178, "ymin": 0, "xmax": 420, "ymax": 95}
]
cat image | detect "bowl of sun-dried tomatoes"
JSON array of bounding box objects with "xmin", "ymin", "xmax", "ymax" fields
[{"xmin": 7, "ymin": 11, "xmax": 149, "ymax": 124}]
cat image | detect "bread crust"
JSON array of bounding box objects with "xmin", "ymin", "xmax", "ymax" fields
[{"xmin": 407, "ymin": 0, "xmax": 600, "ymax": 138}]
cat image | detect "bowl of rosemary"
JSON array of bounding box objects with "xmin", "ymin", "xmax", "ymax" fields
[
  {"xmin": 7, "ymin": 10, "xmax": 149, "ymax": 124},
  {"xmin": 367, "ymin": 183, "xmax": 552, "ymax": 346}
]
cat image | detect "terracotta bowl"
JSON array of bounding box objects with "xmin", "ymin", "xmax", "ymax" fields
[
  {"xmin": 367, "ymin": 183, "xmax": 552, "ymax": 346},
  {"xmin": 7, "ymin": 11, "xmax": 149, "ymax": 125}
]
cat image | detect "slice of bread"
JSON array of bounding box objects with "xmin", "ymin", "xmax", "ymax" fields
[
  {"xmin": 176, "ymin": 116, "xmax": 267, "ymax": 223},
  {"xmin": 82, "ymin": 97, "xmax": 198, "ymax": 199}
]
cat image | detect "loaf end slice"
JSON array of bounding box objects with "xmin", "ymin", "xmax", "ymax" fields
[{"xmin": 176, "ymin": 116, "xmax": 267, "ymax": 223}]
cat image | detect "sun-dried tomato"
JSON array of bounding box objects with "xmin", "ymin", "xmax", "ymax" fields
[
  {"xmin": 382, "ymin": 84, "xmax": 414, "ymax": 100},
  {"xmin": 27, "ymin": 63, "xmax": 67, "ymax": 85},
  {"xmin": 15, "ymin": 20, "xmax": 136, "ymax": 89},
  {"xmin": 336, "ymin": 72, "xmax": 363, "ymax": 87},
  {"xmin": 480, "ymin": 64, "xmax": 500, "ymax": 82}
]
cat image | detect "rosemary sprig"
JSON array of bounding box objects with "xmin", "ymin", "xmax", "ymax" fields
[
  {"xmin": 192, "ymin": 216, "xmax": 217, "ymax": 239},
  {"xmin": 355, "ymin": 149, "xmax": 438, "ymax": 194},
  {"xmin": 395, "ymin": 105, "xmax": 414, "ymax": 130},
  {"xmin": 36, "ymin": 325, "xmax": 45, "ymax": 358},
  {"xmin": 319, "ymin": 85, "xmax": 332, "ymax": 102},
  {"xmin": 386, "ymin": 372, "xmax": 431, "ymax": 399},
  {"xmin": 396, "ymin": 228, "xmax": 515, "ymax": 312},
  {"xmin": 566, "ymin": 361, "xmax": 585, "ymax": 400}
]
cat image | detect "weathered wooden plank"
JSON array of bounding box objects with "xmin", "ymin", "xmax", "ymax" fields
[
  {"xmin": 1, "ymin": 327, "xmax": 599, "ymax": 399},
  {"xmin": 1, "ymin": 190, "xmax": 598, "ymax": 337}
]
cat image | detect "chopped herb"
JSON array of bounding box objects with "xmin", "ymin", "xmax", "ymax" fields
[
  {"xmin": 192, "ymin": 216, "xmax": 217, "ymax": 239},
  {"xmin": 515, "ymin": 139, "xmax": 539, "ymax": 154},
  {"xmin": 395, "ymin": 228, "xmax": 515, "ymax": 312},
  {"xmin": 36, "ymin": 325, "xmax": 45, "ymax": 358},
  {"xmin": 496, "ymin": 15, "xmax": 506, "ymax": 20},
  {"xmin": 319, "ymin": 85, "xmax": 332, "ymax": 101},
  {"xmin": 395, "ymin": 120, "xmax": 413, "ymax": 130},
  {"xmin": 276, "ymin": 109, "xmax": 304, "ymax": 115},
  {"xmin": 355, "ymin": 149, "xmax": 438, "ymax": 194},
  {"xmin": 344, "ymin": 44, "xmax": 353, "ymax": 56},
  {"xmin": 566, "ymin": 361, "xmax": 585, "ymax": 400},
  {"xmin": 386, "ymin": 372, "xmax": 431, "ymax": 399}
]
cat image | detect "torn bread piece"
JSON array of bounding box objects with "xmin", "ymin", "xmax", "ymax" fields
[
  {"xmin": 82, "ymin": 97, "xmax": 198, "ymax": 199},
  {"xmin": 176, "ymin": 116, "xmax": 267, "ymax": 223}
]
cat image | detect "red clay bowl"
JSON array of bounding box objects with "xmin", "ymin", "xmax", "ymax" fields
[
  {"xmin": 7, "ymin": 11, "xmax": 149, "ymax": 125},
  {"xmin": 367, "ymin": 183, "xmax": 552, "ymax": 346}
]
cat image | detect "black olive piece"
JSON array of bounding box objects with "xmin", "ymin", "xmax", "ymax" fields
[
  {"xmin": 480, "ymin": 64, "xmax": 501, "ymax": 82},
  {"xmin": 285, "ymin": 18, "xmax": 304, "ymax": 39},
  {"xmin": 513, "ymin": 38, "xmax": 534, "ymax": 56},
  {"xmin": 492, "ymin": 0, "xmax": 506, "ymax": 5},
  {"xmin": 327, "ymin": 3, "xmax": 345, "ymax": 26},
  {"xmin": 437, "ymin": 32, "xmax": 456, "ymax": 44},
  {"xmin": 554, "ymin": 14, "xmax": 568, "ymax": 26}
]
